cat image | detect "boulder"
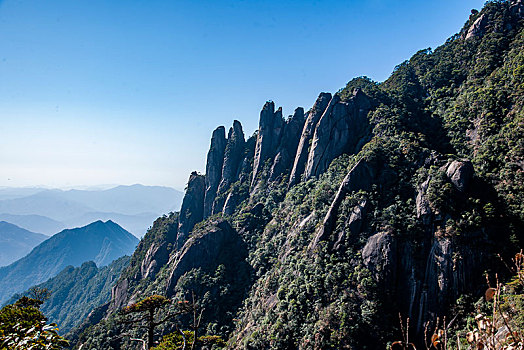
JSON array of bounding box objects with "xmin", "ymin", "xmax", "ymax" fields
[
  {"xmin": 139, "ymin": 230, "xmax": 175, "ymax": 281},
  {"xmin": 446, "ymin": 160, "xmax": 474, "ymax": 192},
  {"xmin": 361, "ymin": 231, "xmax": 397, "ymax": 285},
  {"xmin": 165, "ymin": 220, "xmax": 248, "ymax": 295},
  {"xmin": 416, "ymin": 176, "xmax": 432, "ymax": 224},
  {"xmin": 203, "ymin": 126, "xmax": 226, "ymax": 218},
  {"xmin": 109, "ymin": 277, "xmax": 129, "ymax": 311}
]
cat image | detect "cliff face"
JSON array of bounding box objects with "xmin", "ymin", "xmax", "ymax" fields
[
  {"xmin": 252, "ymin": 102, "xmax": 285, "ymax": 187},
  {"xmin": 76, "ymin": 2, "xmax": 524, "ymax": 349},
  {"xmin": 203, "ymin": 126, "xmax": 226, "ymax": 218},
  {"xmin": 289, "ymin": 92, "xmax": 331, "ymax": 186}
]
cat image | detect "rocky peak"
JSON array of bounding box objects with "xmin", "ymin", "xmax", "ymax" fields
[
  {"xmin": 177, "ymin": 172, "xmax": 205, "ymax": 244},
  {"xmin": 213, "ymin": 120, "xmax": 246, "ymax": 214},
  {"xmin": 289, "ymin": 92, "xmax": 332, "ymax": 186},
  {"xmin": 304, "ymin": 90, "xmax": 371, "ymax": 179},
  {"xmin": 269, "ymin": 107, "xmax": 306, "ymax": 180},
  {"xmin": 252, "ymin": 101, "xmax": 285, "ymax": 187},
  {"xmin": 203, "ymin": 126, "xmax": 227, "ymax": 218}
]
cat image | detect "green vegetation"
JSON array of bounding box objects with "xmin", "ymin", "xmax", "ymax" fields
[
  {"xmin": 0, "ymin": 297, "xmax": 69, "ymax": 349},
  {"xmin": 153, "ymin": 331, "xmax": 226, "ymax": 350},
  {"xmin": 67, "ymin": 1, "xmax": 524, "ymax": 349},
  {"xmin": 7, "ymin": 256, "xmax": 130, "ymax": 333}
]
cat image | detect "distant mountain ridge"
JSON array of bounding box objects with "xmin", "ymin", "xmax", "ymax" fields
[
  {"xmin": 0, "ymin": 214, "xmax": 64, "ymax": 236},
  {"xmin": 0, "ymin": 184, "xmax": 183, "ymax": 236},
  {"xmin": 0, "ymin": 220, "xmax": 138, "ymax": 304},
  {"xmin": 0, "ymin": 221, "xmax": 48, "ymax": 266}
]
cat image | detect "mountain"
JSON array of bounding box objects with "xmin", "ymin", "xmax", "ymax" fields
[
  {"xmin": 62, "ymin": 211, "xmax": 160, "ymax": 239},
  {"xmin": 0, "ymin": 221, "xmax": 48, "ymax": 267},
  {"xmin": 61, "ymin": 184, "xmax": 184, "ymax": 215},
  {"xmin": 0, "ymin": 191, "xmax": 93, "ymax": 222},
  {"xmin": 0, "ymin": 220, "xmax": 138, "ymax": 304},
  {"xmin": 0, "ymin": 214, "xmax": 65, "ymax": 236},
  {"xmin": 6, "ymin": 256, "xmax": 130, "ymax": 333},
  {"xmin": 0, "ymin": 184, "xmax": 184, "ymax": 237},
  {"xmin": 73, "ymin": 1, "xmax": 524, "ymax": 349},
  {"xmin": 0, "ymin": 187, "xmax": 48, "ymax": 200}
]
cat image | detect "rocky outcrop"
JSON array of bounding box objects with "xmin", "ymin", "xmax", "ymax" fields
[
  {"xmin": 219, "ymin": 121, "xmax": 246, "ymax": 191},
  {"xmin": 309, "ymin": 159, "xmax": 377, "ymax": 251},
  {"xmin": 269, "ymin": 108, "xmax": 306, "ymax": 180},
  {"xmin": 464, "ymin": 0, "xmax": 523, "ymax": 40},
  {"xmin": 361, "ymin": 231, "xmax": 487, "ymax": 335},
  {"xmin": 465, "ymin": 13, "xmax": 489, "ymax": 40},
  {"xmin": 203, "ymin": 127, "xmax": 227, "ymax": 218},
  {"xmin": 446, "ymin": 160, "xmax": 474, "ymax": 192},
  {"xmin": 213, "ymin": 121, "xmax": 245, "ymax": 214},
  {"xmin": 223, "ymin": 191, "xmax": 243, "ymax": 216},
  {"xmin": 252, "ymin": 102, "xmax": 284, "ymax": 186},
  {"xmin": 139, "ymin": 220, "xmax": 177, "ymax": 280},
  {"xmin": 304, "ymin": 89, "xmax": 371, "ymax": 179},
  {"xmin": 361, "ymin": 231, "xmax": 397, "ymax": 286},
  {"xmin": 178, "ymin": 172, "xmax": 205, "ymax": 243},
  {"xmin": 416, "ymin": 176, "xmax": 432, "ymax": 224},
  {"xmin": 333, "ymin": 199, "xmax": 368, "ymax": 250},
  {"xmin": 510, "ymin": 0, "xmax": 524, "ymax": 17},
  {"xmin": 110, "ymin": 277, "xmax": 129, "ymax": 311},
  {"xmin": 289, "ymin": 93, "xmax": 332, "ymax": 186},
  {"xmin": 165, "ymin": 220, "xmax": 248, "ymax": 295}
]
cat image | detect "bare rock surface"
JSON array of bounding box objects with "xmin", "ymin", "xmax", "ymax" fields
[
  {"xmin": 252, "ymin": 102, "xmax": 284, "ymax": 186},
  {"xmin": 178, "ymin": 172, "xmax": 206, "ymax": 241},
  {"xmin": 289, "ymin": 93, "xmax": 332, "ymax": 187},
  {"xmin": 305, "ymin": 89, "xmax": 371, "ymax": 179},
  {"xmin": 203, "ymin": 126, "xmax": 226, "ymax": 218},
  {"xmin": 446, "ymin": 160, "xmax": 474, "ymax": 192}
]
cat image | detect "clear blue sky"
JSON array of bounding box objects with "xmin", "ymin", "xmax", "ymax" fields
[{"xmin": 0, "ymin": 0, "xmax": 485, "ymax": 191}]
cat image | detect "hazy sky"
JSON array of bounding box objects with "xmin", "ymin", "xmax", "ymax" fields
[{"xmin": 0, "ymin": 0, "xmax": 485, "ymax": 191}]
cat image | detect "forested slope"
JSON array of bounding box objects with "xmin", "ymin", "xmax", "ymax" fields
[{"xmin": 73, "ymin": 1, "xmax": 524, "ymax": 349}]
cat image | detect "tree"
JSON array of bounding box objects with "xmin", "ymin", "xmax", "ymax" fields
[
  {"xmin": 0, "ymin": 296, "xmax": 68, "ymax": 350},
  {"xmin": 121, "ymin": 295, "xmax": 192, "ymax": 349},
  {"xmin": 28, "ymin": 287, "xmax": 52, "ymax": 303}
]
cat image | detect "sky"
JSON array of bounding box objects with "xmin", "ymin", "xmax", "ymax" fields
[{"xmin": 0, "ymin": 0, "xmax": 486, "ymax": 191}]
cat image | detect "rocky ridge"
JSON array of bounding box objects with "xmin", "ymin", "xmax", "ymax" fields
[{"xmin": 74, "ymin": 1, "xmax": 524, "ymax": 348}]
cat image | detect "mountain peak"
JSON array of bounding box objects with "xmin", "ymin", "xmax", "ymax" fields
[{"xmin": 0, "ymin": 220, "xmax": 138, "ymax": 304}]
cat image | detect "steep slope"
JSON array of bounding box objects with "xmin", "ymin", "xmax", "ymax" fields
[
  {"xmin": 6, "ymin": 256, "xmax": 130, "ymax": 333},
  {"xmin": 75, "ymin": 1, "xmax": 524, "ymax": 349},
  {"xmin": 0, "ymin": 220, "xmax": 138, "ymax": 304},
  {"xmin": 0, "ymin": 221, "xmax": 48, "ymax": 266}
]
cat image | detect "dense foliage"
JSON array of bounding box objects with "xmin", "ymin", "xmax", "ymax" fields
[
  {"xmin": 0, "ymin": 297, "xmax": 69, "ymax": 350},
  {"xmin": 6, "ymin": 256, "xmax": 130, "ymax": 333},
  {"xmin": 70, "ymin": 1, "xmax": 524, "ymax": 349}
]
